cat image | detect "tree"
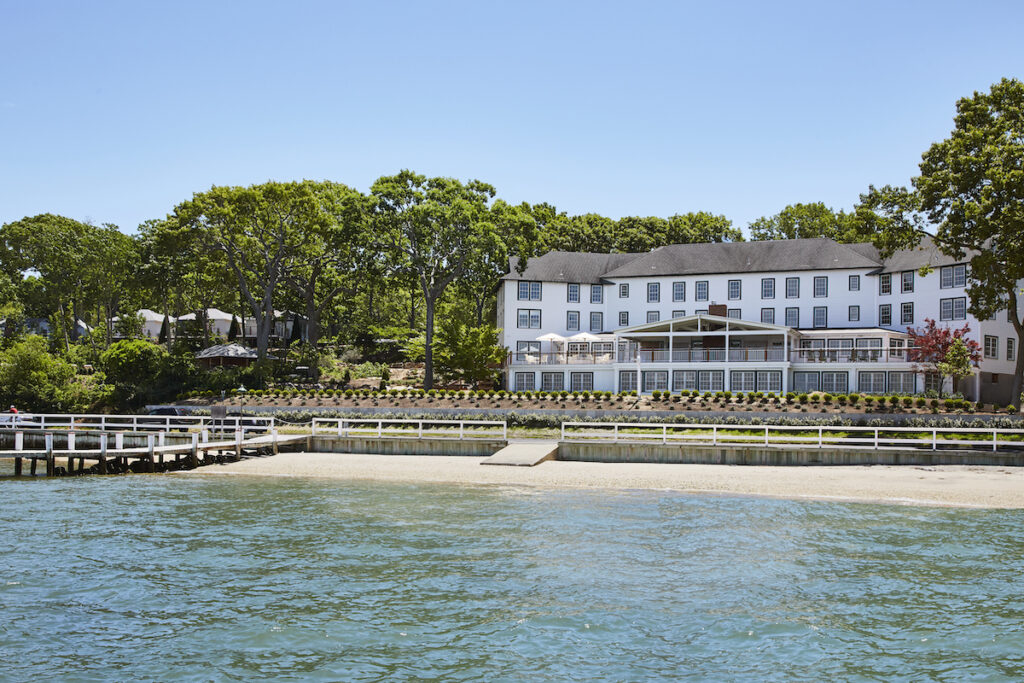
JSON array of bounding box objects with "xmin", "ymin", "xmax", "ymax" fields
[
  {"xmin": 906, "ymin": 319, "xmax": 981, "ymax": 395},
  {"xmin": 938, "ymin": 338, "xmax": 976, "ymax": 396},
  {"xmin": 748, "ymin": 202, "xmax": 862, "ymax": 242},
  {"xmin": 101, "ymin": 339, "xmax": 169, "ymax": 406},
  {"xmin": 371, "ymin": 170, "xmax": 536, "ymax": 389},
  {"xmin": 435, "ymin": 317, "xmax": 505, "ymax": 387},
  {"xmin": 0, "ymin": 335, "xmax": 109, "ymax": 411}
]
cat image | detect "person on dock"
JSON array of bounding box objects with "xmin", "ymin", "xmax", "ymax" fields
[{"xmin": 7, "ymin": 405, "xmax": 17, "ymax": 414}]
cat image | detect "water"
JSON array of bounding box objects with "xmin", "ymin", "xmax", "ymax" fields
[{"xmin": 1, "ymin": 474, "xmax": 1023, "ymax": 681}]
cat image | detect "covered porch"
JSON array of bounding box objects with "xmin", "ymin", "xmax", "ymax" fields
[{"xmin": 615, "ymin": 314, "xmax": 798, "ymax": 364}]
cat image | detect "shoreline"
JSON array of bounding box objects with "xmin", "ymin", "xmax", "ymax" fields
[{"xmin": 190, "ymin": 453, "xmax": 1024, "ymax": 509}]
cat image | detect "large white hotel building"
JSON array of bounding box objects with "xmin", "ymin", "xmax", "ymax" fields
[{"xmin": 498, "ymin": 237, "xmax": 1019, "ymax": 404}]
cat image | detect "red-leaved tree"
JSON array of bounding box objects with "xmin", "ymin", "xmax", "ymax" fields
[{"xmin": 906, "ymin": 318, "xmax": 982, "ymax": 393}]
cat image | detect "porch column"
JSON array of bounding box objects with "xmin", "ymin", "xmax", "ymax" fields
[
  {"xmin": 974, "ymin": 371, "xmax": 981, "ymax": 402},
  {"xmin": 724, "ymin": 321, "xmax": 731, "ymax": 391}
]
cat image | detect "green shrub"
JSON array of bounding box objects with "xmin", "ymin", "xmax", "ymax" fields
[
  {"xmin": 798, "ymin": 393, "xmax": 809, "ymax": 404},
  {"xmin": 652, "ymin": 390, "xmax": 662, "ymax": 400}
]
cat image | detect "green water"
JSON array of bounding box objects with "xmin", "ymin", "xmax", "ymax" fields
[{"xmin": 1, "ymin": 473, "xmax": 1023, "ymax": 681}]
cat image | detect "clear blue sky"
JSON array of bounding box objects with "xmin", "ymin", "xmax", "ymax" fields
[{"xmin": 1, "ymin": 0, "xmax": 1022, "ymax": 236}]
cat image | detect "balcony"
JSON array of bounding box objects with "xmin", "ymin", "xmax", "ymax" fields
[{"xmin": 508, "ymin": 346, "xmax": 917, "ymax": 366}]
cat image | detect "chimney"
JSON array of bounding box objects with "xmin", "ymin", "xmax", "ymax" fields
[{"xmin": 708, "ymin": 304, "xmax": 727, "ymax": 317}]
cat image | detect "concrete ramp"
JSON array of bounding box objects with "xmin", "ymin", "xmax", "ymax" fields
[{"xmin": 481, "ymin": 442, "xmax": 558, "ymax": 467}]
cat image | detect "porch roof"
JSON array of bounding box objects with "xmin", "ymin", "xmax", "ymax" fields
[{"xmin": 615, "ymin": 313, "xmax": 791, "ymax": 336}]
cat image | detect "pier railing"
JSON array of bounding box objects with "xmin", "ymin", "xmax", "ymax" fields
[
  {"xmin": 311, "ymin": 418, "xmax": 507, "ymax": 441},
  {"xmin": 560, "ymin": 422, "xmax": 1024, "ymax": 452},
  {"xmin": 0, "ymin": 413, "xmax": 275, "ymax": 436}
]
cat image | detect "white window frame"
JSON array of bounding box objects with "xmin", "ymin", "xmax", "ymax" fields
[
  {"xmin": 786, "ymin": 277, "xmax": 800, "ymax": 299},
  {"xmin": 642, "ymin": 371, "xmax": 669, "ymax": 392},
  {"xmin": 888, "ymin": 371, "xmax": 916, "ymax": 394},
  {"xmin": 727, "ymin": 308, "xmax": 741, "ymax": 320},
  {"xmin": 672, "ymin": 309, "xmax": 686, "ymax": 319},
  {"xmin": 672, "ymin": 370, "xmax": 697, "ymax": 392},
  {"xmin": 821, "ymin": 371, "xmax": 848, "ymax": 394},
  {"xmin": 514, "ymin": 372, "xmax": 535, "ymax": 392},
  {"xmin": 647, "ymin": 282, "xmax": 660, "ymax": 303},
  {"xmin": 646, "ymin": 311, "xmax": 660, "ymax": 323},
  {"xmin": 590, "ymin": 284, "xmax": 603, "ymax": 304},
  {"xmin": 793, "ymin": 372, "xmax": 819, "ymax": 393},
  {"xmin": 880, "ymin": 273, "xmax": 892, "ymax": 295},
  {"xmin": 858, "ymin": 371, "xmax": 887, "ymax": 394},
  {"xmin": 695, "ymin": 280, "xmax": 709, "ymax": 301},
  {"xmin": 730, "ymin": 371, "xmax": 756, "ymax": 392},
  {"xmin": 518, "ymin": 281, "xmax": 542, "ymax": 301},
  {"xmin": 619, "ymin": 311, "xmax": 629, "ymax": 327},
  {"xmin": 761, "ymin": 308, "xmax": 775, "ymax": 324},
  {"xmin": 540, "ymin": 372, "xmax": 564, "ymax": 392},
  {"xmin": 901, "ymin": 271, "xmax": 914, "ymax": 293},
  {"xmin": 619, "ymin": 283, "xmax": 629, "ymax": 298},
  {"xmin": 590, "ymin": 312, "xmax": 603, "ymax": 332},
  {"xmin": 879, "ymin": 304, "xmax": 892, "ymax": 326},
  {"xmin": 1009, "ymin": 337, "xmax": 1016, "ymax": 362},
  {"xmin": 848, "ymin": 305, "xmax": 860, "ymax": 322},
  {"xmin": 619, "ymin": 370, "xmax": 638, "ymax": 392},
  {"xmin": 940, "ymin": 297, "xmax": 967, "ymax": 321},
  {"xmin": 785, "ymin": 307, "xmax": 799, "ymax": 328},
  {"xmin": 813, "ymin": 306, "xmax": 827, "ymax": 329},
  {"xmin": 901, "ymin": 302, "xmax": 914, "ymax": 325},
  {"xmin": 761, "ymin": 278, "xmax": 775, "ymax": 299},
  {"xmin": 567, "ymin": 283, "xmax": 580, "ymax": 303},
  {"xmin": 672, "ymin": 281, "xmax": 686, "ymax": 302},
  {"xmin": 848, "ymin": 275, "xmax": 860, "ymax": 291},
  {"xmin": 517, "ymin": 309, "xmax": 541, "ymax": 329},
  {"xmin": 813, "ymin": 276, "xmax": 828, "ymax": 298},
  {"xmin": 566, "ymin": 311, "xmax": 579, "ymax": 331},
  {"xmin": 728, "ymin": 279, "xmax": 742, "ymax": 300},
  {"xmin": 570, "ymin": 372, "xmax": 594, "ymax": 392},
  {"xmin": 985, "ymin": 335, "xmax": 998, "ymax": 359}
]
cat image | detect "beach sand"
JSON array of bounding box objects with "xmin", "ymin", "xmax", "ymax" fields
[{"xmin": 194, "ymin": 453, "xmax": 1024, "ymax": 509}]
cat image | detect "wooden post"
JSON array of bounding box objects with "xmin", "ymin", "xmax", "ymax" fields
[
  {"xmin": 14, "ymin": 457, "xmax": 22, "ymax": 476},
  {"xmin": 68, "ymin": 432, "xmax": 75, "ymax": 452},
  {"xmin": 14, "ymin": 431, "xmax": 22, "ymax": 451},
  {"xmin": 115, "ymin": 433, "xmax": 124, "ymax": 450},
  {"xmin": 98, "ymin": 455, "xmax": 107, "ymax": 475},
  {"xmin": 272, "ymin": 428, "xmax": 279, "ymax": 455},
  {"xmin": 30, "ymin": 458, "xmax": 38, "ymax": 475},
  {"xmin": 45, "ymin": 434, "xmax": 54, "ymax": 476},
  {"xmin": 100, "ymin": 434, "xmax": 108, "ymax": 457},
  {"xmin": 189, "ymin": 433, "xmax": 199, "ymax": 468},
  {"xmin": 234, "ymin": 429, "xmax": 242, "ymax": 458}
]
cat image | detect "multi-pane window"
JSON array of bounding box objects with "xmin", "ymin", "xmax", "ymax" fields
[
  {"xmin": 821, "ymin": 371, "xmax": 849, "ymax": 394},
  {"xmin": 985, "ymin": 335, "xmax": 999, "ymax": 359},
  {"xmin": 901, "ymin": 302, "xmax": 914, "ymax": 325},
  {"xmin": 727, "ymin": 308, "xmax": 742, "ymax": 319},
  {"xmin": 567, "ymin": 283, "xmax": 580, "ymax": 303},
  {"xmin": 849, "ymin": 275, "xmax": 860, "ymax": 291},
  {"xmin": 731, "ymin": 371, "xmax": 756, "ymax": 392},
  {"xmin": 1008, "ymin": 338, "xmax": 1016, "ymax": 362},
  {"xmin": 879, "ymin": 304, "xmax": 892, "ymax": 326},
  {"xmin": 672, "ymin": 281, "xmax": 686, "ymax": 302},
  {"xmin": 813, "ymin": 276, "xmax": 828, "ymax": 298},
  {"xmin": 646, "ymin": 311, "xmax": 660, "ymax": 323},
  {"xmin": 697, "ymin": 370, "xmax": 724, "ymax": 392},
  {"xmin": 924, "ymin": 373, "xmax": 943, "ymax": 394},
  {"xmin": 793, "ymin": 372, "xmax": 820, "ymax": 393},
  {"xmin": 514, "ymin": 372, "xmax": 535, "ymax": 392},
  {"xmin": 642, "ymin": 371, "xmax": 669, "ymax": 392},
  {"xmin": 590, "ymin": 284, "xmax": 603, "ymax": 304},
  {"xmin": 672, "ymin": 310, "xmax": 686, "ymax": 318},
  {"xmin": 889, "ymin": 338, "xmax": 906, "ymax": 360},
  {"xmin": 813, "ymin": 306, "xmax": 827, "ymax": 328},
  {"xmin": 880, "ymin": 273, "xmax": 892, "ymax": 295},
  {"xmin": 761, "ymin": 308, "xmax": 775, "ymax": 324},
  {"xmin": 517, "ymin": 309, "xmax": 541, "ymax": 328},
  {"xmin": 941, "ymin": 264, "xmax": 967, "ymax": 289},
  {"xmin": 728, "ymin": 280, "xmax": 742, "ymax": 300},
  {"xmin": 901, "ymin": 271, "xmax": 914, "ymax": 293},
  {"xmin": 566, "ymin": 311, "xmax": 580, "ymax": 331},
  {"xmin": 695, "ymin": 309, "xmax": 708, "ymax": 315},
  {"xmin": 619, "ymin": 283, "xmax": 629, "ymax": 298},
  {"xmin": 647, "ymin": 282, "xmax": 660, "ymax": 303},
  {"xmin": 858, "ymin": 371, "xmax": 887, "ymax": 394},
  {"xmin": 757, "ymin": 371, "xmax": 783, "ymax": 392},
  {"xmin": 540, "ymin": 372, "xmax": 564, "ymax": 392},
  {"xmin": 619, "ymin": 311, "xmax": 629, "ymax": 327},
  {"xmin": 888, "ymin": 372, "xmax": 916, "ymax": 394},
  {"xmin": 590, "ymin": 312, "xmax": 603, "ymax": 332},
  {"xmin": 785, "ymin": 307, "xmax": 799, "ymax": 328},
  {"xmin": 619, "ymin": 371, "xmax": 638, "ymax": 392},
  {"xmin": 760, "ymin": 278, "xmax": 775, "ymax": 299},
  {"xmin": 786, "ymin": 277, "xmax": 800, "ymax": 298},
  {"xmin": 672, "ymin": 370, "xmax": 698, "ymax": 392},
  {"xmin": 695, "ymin": 281, "xmax": 709, "ymax": 301},
  {"xmin": 940, "ymin": 297, "xmax": 967, "ymax": 321},
  {"xmin": 848, "ymin": 305, "xmax": 860, "ymax": 322},
  {"xmin": 570, "ymin": 372, "xmax": 594, "ymax": 392},
  {"xmin": 518, "ymin": 281, "xmax": 542, "ymax": 301}
]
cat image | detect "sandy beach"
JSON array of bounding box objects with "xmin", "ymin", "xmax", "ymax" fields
[{"xmin": 195, "ymin": 453, "xmax": 1024, "ymax": 509}]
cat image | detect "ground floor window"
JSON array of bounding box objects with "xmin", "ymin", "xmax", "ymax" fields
[
  {"xmin": 793, "ymin": 371, "xmax": 819, "ymax": 393},
  {"xmin": 757, "ymin": 371, "xmax": 782, "ymax": 392},
  {"xmin": 731, "ymin": 371, "xmax": 756, "ymax": 392},
  {"xmin": 698, "ymin": 370, "xmax": 724, "ymax": 392},
  {"xmin": 858, "ymin": 371, "xmax": 886, "ymax": 394},
  {"xmin": 570, "ymin": 372, "xmax": 594, "ymax": 392},
  {"xmin": 642, "ymin": 371, "xmax": 669, "ymax": 392},
  {"xmin": 673, "ymin": 370, "xmax": 697, "ymax": 391},
  {"xmin": 821, "ymin": 371, "xmax": 848, "ymax": 394},
  {"xmin": 619, "ymin": 370, "xmax": 637, "ymax": 392},
  {"xmin": 924, "ymin": 373, "xmax": 943, "ymax": 393},
  {"xmin": 888, "ymin": 371, "xmax": 916, "ymax": 394},
  {"xmin": 514, "ymin": 372, "xmax": 535, "ymax": 392},
  {"xmin": 541, "ymin": 372, "xmax": 564, "ymax": 392}
]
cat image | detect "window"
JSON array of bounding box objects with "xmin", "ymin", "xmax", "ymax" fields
[
  {"xmin": 889, "ymin": 339, "xmax": 906, "ymax": 360},
  {"xmin": 566, "ymin": 311, "xmax": 580, "ymax": 331},
  {"xmin": 540, "ymin": 373, "xmax": 563, "ymax": 392},
  {"xmin": 590, "ymin": 312, "xmax": 603, "ymax": 332},
  {"xmin": 813, "ymin": 276, "xmax": 828, "ymax": 298},
  {"xmin": 848, "ymin": 305, "xmax": 860, "ymax": 322},
  {"xmin": 518, "ymin": 281, "xmax": 542, "ymax": 301},
  {"xmin": 672, "ymin": 310, "xmax": 686, "ymax": 318},
  {"xmin": 515, "ymin": 341, "xmax": 540, "ymax": 361},
  {"xmin": 517, "ymin": 309, "xmax": 541, "ymax": 328},
  {"xmin": 698, "ymin": 370, "xmax": 724, "ymax": 392},
  {"xmin": 619, "ymin": 371, "xmax": 637, "ymax": 392},
  {"xmin": 985, "ymin": 335, "xmax": 999, "ymax": 359},
  {"xmin": 672, "ymin": 281, "xmax": 686, "ymax": 302},
  {"xmin": 619, "ymin": 283, "xmax": 629, "ymax": 298},
  {"xmin": 888, "ymin": 372, "xmax": 916, "ymax": 394},
  {"xmin": 858, "ymin": 371, "xmax": 887, "ymax": 394},
  {"xmin": 821, "ymin": 371, "xmax": 849, "ymax": 394},
  {"xmin": 924, "ymin": 373, "xmax": 943, "ymax": 394},
  {"xmin": 761, "ymin": 308, "xmax": 775, "ymax": 324},
  {"xmin": 619, "ymin": 311, "xmax": 629, "ymax": 327},
  {"xmin": 728, "ymin": 279, "xmax": 742, "ymax": 300},
  {"xmin": 731, "ymin": 371, "xmax": 756, "ymax": 392},
  {"xmin": 901, "ymin": 271, "xmax": 914, "ymax": 293},
  {"xmin": 590, "ymin": 284, "xmax": 603, "ymax": 304},
  {"xmin": 647, "ymin": 282, "xmax": 660, "ymax": 303},
  {"xmin": 793, "ymin": 372, "xmax": 819, "ymax": 393},
  {"xmin": 785, "ymin": 307, "xmax": 799, "ymax": 328},
  {"xmin": 567, "ymin": 283, "xmax": 580, "ymax": 303},
  {"xmin": 849, "ymin": 275, "xmax": 860, "ymax": 291},
  {"xmin": 695, "ymin": 309, "xmax": 708, "ymax": 315},
  {"xmin": 514, "ymin": 372, "xmax": 535, "ymax": 392},
  {"xmin": 642, "ymin": 371, "xmax": 669, "ymax": 392},
  {"xmin": 727, "ymin": 308, "xmax": 742, "ymax": 319},
  {"xmin": 570, "ymin": 372, "xmax": 593, "ymax": 392},
  {"xmin": 757, "ymin": 371, "xmax": 783, "ymax": 392},
  {"xmin": 761, "ymin": 278, "xmax": 775, "ymax": 299},
  {"xmin": 940, "ymin": 297, "xmax": 967, "ymax": 321},
  {"xmin": 879, "ymin": 304, "xmax": 892, "ymax": 326},
  {"xmin": 941, "ymin": 264, "xmax": 967, "ymax": 289},
  {"xmin": 786, "ymin": 277, "xmax": 800, "ymax": 298},
  {"xmin": 1009, "ymin": 338, "xmax": 1016, "ymax": 362},
  {"xmin": 695, "ymin": 281, "xmax": 709, "ymax": 301},
  {"xmin": 901, "ymin": 302, "xmax": 914, "ymax": 325},
  {"xmin": 646, "ymin": 311, "xmax": 660, "ymax": 323},
  {"xmin": 880, "ymin": 273, "xmax": 892, "ymax": 295},
  {"xmin": 813, "ymin": 306, "xmax": 827, "ymax": 328}
]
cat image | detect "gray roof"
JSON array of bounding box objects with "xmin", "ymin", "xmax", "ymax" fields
[
  {"xmin": 195, "ymin": 343, "xmax": 258, "ymax": 360},
  {"xmin": 504, "ymin": 252, "xmax": 643, "ymax": 284},
  {"xmin": 876, "ymin": 235, "xmax": 964, "ymax": 273}
]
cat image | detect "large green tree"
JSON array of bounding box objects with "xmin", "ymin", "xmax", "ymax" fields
[{"xmin": 748, "ymin": 202, "xmax": 862, "ymax": 242}]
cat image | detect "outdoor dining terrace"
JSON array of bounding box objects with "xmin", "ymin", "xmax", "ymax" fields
[{"xmin": 507, "ymin": 346, "xmax": 920, "ymax": 365}]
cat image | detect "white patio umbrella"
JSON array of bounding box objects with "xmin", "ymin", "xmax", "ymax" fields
[
  {"xmin": 536, "ymin": 333, "xmax": 566, "ymax": 342},
  {"xmin": 567, "ymin": 332, "xmax": 602, "ymax": 342}
]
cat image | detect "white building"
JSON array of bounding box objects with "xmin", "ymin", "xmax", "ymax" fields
[
  {"xmin": 498, "ymin": 237, "xmax": 1021, "ymax": 403},
  {"xmin": 111, "ymin": 309, "xmax": 174, "ymax": 340}
]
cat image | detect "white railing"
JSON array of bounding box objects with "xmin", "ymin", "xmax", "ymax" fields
[
  {"xmin": 0, "ymin": 413, "xmax": 274, "ymax": 436},
  {"xmin": 311, "ymin": 418, "xmax": 507, "ymax": 441},
  {"xmin": 560, "ymin": 421, "xmax": 1024, "ymax": 452}
]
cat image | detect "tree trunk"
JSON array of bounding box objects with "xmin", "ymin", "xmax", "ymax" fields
[
  {"xmin": 408, "ymin": 285, "xmax": 417, "ymax": 330},
  {"xmin": 305, "ymin": 289, "xmax": 320, "ymax": 348},
  {"xmin": 57, "ymin": 300, "xmax": 70, "ymax": 353},
  {"xmin": 423, "ymin": 294, "xmax": 435, "ymax": 390},
  {"xmin": 1009, "ymin": 294, "xmax": 1024, "ymax": 408}
]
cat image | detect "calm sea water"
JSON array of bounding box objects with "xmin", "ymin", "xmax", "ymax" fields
[{"xmin": 1, "ymin": 472, "xmax": 1023, "ymax": 681}]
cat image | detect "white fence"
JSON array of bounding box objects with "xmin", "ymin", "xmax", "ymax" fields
[
  {"xmin": 0, "ymin": 413, "xmax": 274, "ymax": 436},
  {"xmin": 560, "ymin": 422, "xmax": 1024, "ymax": 452},
  {"xmin": 312, "ymin": 418, "xmax": 507, "ymax": 441}
]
